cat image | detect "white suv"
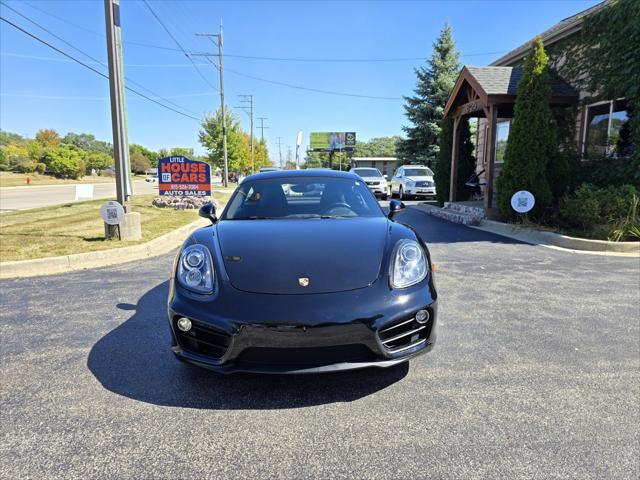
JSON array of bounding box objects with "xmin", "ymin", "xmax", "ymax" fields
[
  {"xmin": 390, "ymin": 165, "xmax": 436, "ymax": 200},
  {"xmin": 349, "ymin": 167, "xmax": 389, "ymax": 200}
]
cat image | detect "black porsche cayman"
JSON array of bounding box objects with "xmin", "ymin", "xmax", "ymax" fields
[{"xmin": 168, "ymin": 169, "xmax": 437, "ymax": 373}]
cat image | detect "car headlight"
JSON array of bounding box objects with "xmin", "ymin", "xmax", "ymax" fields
[
  {"xmin": 390, "ymin": 239, "xmax": 428, "ymax": 288},
  {"xmin": 177, "ymin": 244, "xmax": 214, "ymax": 294}
]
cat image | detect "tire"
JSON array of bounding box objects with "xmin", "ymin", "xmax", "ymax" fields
[{"xmin": 399, "ymin": 187, "xmax": 406, "ymax": 201}]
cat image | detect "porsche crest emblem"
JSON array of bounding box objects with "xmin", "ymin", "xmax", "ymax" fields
[{"xmin": 298, "ymin": 277, "xmax": 310, "ymax": 287}]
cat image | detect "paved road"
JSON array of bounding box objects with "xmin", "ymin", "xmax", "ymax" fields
[
  {"xmin": 0, "ymin": 180, "xmax": 158, "ymax": 211},
  {"xmin": 1, "ymin": 208, "xmax": 639, "ymax": 479}
]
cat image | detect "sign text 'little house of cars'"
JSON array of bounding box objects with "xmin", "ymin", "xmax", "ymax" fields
[{"xmin": 158, "ymin": 156, "xmax": 211, "ymax": 197}]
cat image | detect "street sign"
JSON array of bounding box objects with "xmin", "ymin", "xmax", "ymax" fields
[
  {"xmin": 511, "ymin": 190, "xmax": 535, "ymax": 213},
  {"xmin": 158, "ymin": 156, "xmax": 211, "ymax": 197},
  {"xmin": 75, "ymin": 184, "xmax": 94, "ymax": 200},
  {"xmin": 100, "ymin": 200, "xmax": 125, "ymax": 225}
]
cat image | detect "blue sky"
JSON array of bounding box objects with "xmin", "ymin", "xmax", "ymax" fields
[{"xmin": 1, "ymin": 0, "xmax": 599, "ymax": 160}]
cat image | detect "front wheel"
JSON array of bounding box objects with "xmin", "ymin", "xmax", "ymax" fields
[{"xmin": 399, "ymin": 187, "xmax": 405, "ymax": 200}]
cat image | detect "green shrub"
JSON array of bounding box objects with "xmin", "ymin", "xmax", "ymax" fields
[
  {"xmin": 42, "ymin": 145, "xmax": 86, "ymax": 179},
  {"xmin": 559, "ymin": 184, "xmax": 640, "ymax": 239},
  {"xmin": 578, "ymin": 156, "xmax": 640, "ymax": 189},
  {"xmin": 11, "ymin": 157, "xmax": 38, "ymax": 173},
  {"xmin": 35, "ymin": 162, "xmax": 46, "ymax": 174}
]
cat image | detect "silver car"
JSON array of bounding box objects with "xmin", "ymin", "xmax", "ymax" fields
[{"xmin": 349, "ymin": 167, "xmax": 389, "ymax": 200}]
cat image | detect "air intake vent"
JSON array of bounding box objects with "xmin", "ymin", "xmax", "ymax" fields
[
  {"xmin": 175, "ymin": 318, "xmax": 231, "ymax": 358},
  {"xmin": 378, "ymin": 316, "xmax": 429, "ymax": 354}
]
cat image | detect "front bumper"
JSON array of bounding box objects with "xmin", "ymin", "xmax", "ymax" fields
[
  {"xmin": 169, "ymin": 277, "xmax": 437, "ymax": 374},
  {"xmin": 366, "ymin": 185, "xmax": 388, "ymax": 196},
  {"xmin": 406, "ymin": 187, "xmax": 436, "ymax": 197}
]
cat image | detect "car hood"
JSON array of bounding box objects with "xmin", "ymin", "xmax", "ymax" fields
[
  {"xmin": 359, "ymin": 176, "xmax": 386, "ymax": 182},
  {"xmin": 216, "ymin": 217, "xmax": 388, "ymax": 294}
]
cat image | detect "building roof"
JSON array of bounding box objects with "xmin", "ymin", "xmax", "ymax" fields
[
  {"xmin": 443, "ymin": 66, "xmax": 578, "ymax": 117},
  {"xmin": 491, "ymin": 0, "xmax": 610, "ymax": 66},
  {"xmin": 466, "ymin": 66, "xmax": 577, "ymax": 97}
]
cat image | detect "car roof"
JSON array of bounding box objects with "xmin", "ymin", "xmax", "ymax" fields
[{"xmin": 243, "ymin": 169, "xmax": 359, "ymax": 181}]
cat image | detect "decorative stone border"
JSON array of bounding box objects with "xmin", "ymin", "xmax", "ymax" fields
[
  {"xmin": 0, "ymin": 218, "xmax": 209, "ymax": 280},
  {"xmin": 414, "ymin": 203, "xmax": 639, "ymax": 256}
]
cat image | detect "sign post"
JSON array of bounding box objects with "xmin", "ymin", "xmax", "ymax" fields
[
  {"xmin": 511, "ymin": 190, "xmax": 535, "ymax": 221},
  {"xmin": 100, "ymin": 200, "xmax": 125, "ymax": 240},
  {"xmin": 158, "ymin": 156, "xmax": 212, "ymax": 197}
]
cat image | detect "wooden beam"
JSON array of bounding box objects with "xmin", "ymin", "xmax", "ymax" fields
[
  {"xmin": 451, "ymin": 99, "xmax": 486, "ymax": 118},
  {"xmin": 449, "ymin": 116, "xmax": 461, "ymax": 202},
  {"xmin": 484, "ymin": 104, "xmax": 498, "ymax": 211}
]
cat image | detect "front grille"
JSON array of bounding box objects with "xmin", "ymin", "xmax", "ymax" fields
[
  {"xmin": 366, "ymin": 181, "xmax": 380, "ymax": 186},
  {"xmin": 378, "ymin": 315, "xmax": 430, "ymax": 354},
  {"xmin": 236, "ymin": 344, "xmax": 376, "ymax": 367},
  {"xmin": 415, "ymin": 181, "xmax": 433, "ymax": 187},
  {"xmin": 175, "ymin": 318, "xmax": 231, "ymax": 358}
]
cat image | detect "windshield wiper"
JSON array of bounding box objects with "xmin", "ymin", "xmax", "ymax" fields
[{"xmin": 320, "ymin": 215, "xmax": 354, "ymax": 219}]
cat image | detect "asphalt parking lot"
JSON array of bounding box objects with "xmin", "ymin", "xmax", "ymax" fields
[{"xmin": 1, "ymin": 207, "xmax": 639, "ymax": 479}]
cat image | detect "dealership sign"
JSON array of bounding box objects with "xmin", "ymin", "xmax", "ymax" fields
[{"xmin": 158, "ymin": 156, "xmax": 211, "ymax": 196}]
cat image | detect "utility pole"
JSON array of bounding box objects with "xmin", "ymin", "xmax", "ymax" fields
[
  {"xmin": 257, "ymin": 117, "xmax": 268, "ymax": 142},
  {"xmin": 104, "ymin": 0, "xmax": 131, "ymax": 208},
  {"xmin": 194, "ymin": 25, "xmax": 228, "ymax": 187},
  {"xmin": 276, "ymin": 136, "xmax": 283, "ymax": 168},
  {"xmin": 238, "ymin": 94, "xmax": 254, "ymax": 172}
]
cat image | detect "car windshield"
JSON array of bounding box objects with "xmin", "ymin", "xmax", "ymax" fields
[
  {"xmin": 353, "ymin": 168, "xmax": 382, "ymax": 177},
  {"xmin": 404, "ymin": 168, "xmax": 434, "ymax": 177},
  {"xmin": 223, "ymin": 176, "xmax": 383, "ymax": 220}
]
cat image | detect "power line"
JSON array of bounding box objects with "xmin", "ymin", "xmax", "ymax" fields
[
  {"xmin": 0, "ymin": 1, "xmax": 201, "ymax": 117},
  {"xmin": 0, "ymin": 16, "xmax": 202, "ymax": 122},
  {"xmin": 141, "ymin": 0, "xmax": 218, "ymax": 92},
  {"xmin": 224, "ymin": 66, "xmax": 402, "ymax": 100}
]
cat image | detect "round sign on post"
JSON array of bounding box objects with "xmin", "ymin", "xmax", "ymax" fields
[
  {"xmin": 100, "ymin": 201, "xmax": 125, "ymax": 225},
  {"xmin": 511, "ymin": 190, "xmax": 535, "ymax": 214}
]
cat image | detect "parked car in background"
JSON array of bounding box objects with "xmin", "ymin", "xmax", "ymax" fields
[
  {"xmin": 145, "ymin": 174, "xmax": 158, "ymax": 183},
  {"xmin": 390, "ymin": 165, "xmax": 436, "ymax": 200},
  {"xmin": 349, "ymin": 167, "xmax": 389, "ymax": 200}
]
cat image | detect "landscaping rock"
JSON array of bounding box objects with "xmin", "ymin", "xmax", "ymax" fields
[{"xmin": 151, "ymin": 196, "xmax": 214, "ymax": 210}]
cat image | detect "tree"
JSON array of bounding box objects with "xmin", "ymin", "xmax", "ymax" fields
[
  {"xmin": 354, "ymin": 136, "xmax": 402, "ymax": 157},
  {"xmin": 253, "ymin": 139, "xmax": 272, "ymax": 170},
  {"xmin": 0, "ymin": 130, "xmax": 25, "ymax": 146},
  {"xmin": 435, "ymin": 117, "xmax": 476, "ymax": 204},
  {"xmin": 62, "ymin": 132, "xmax": 112, "ymax": 155},
  {"xmin": 399, "ymin": 22, "xmax": 460, "ymax": 164},
  {"xmin": 130, "ymin": 144, "xmax": 159, "ymax": 167},
  {"xmin": 496, "ymin": 38, "xmax": 556, "ymax": 219},
  {"xmin": 170, "ymin": 147, "xmax": 194, "ymax": 157},
  {"xmin": 158, "ymin": 148, "xmax": 169, "ymax": 159},
  {"xmin": 130, "ymin": 152, "xmax": 151, "ymax": 174},
  {"xmin": 199, "ymin": 108, "xmax": 250, "ymax": 174},
  {"xmin": 35, "ymin": 129, "xmax": 61, "ymax": 148},
  {"xmin": 85, "ymin": 152, "xmax": 113, "ymax": 172},
  {"xmin": 41, "ymin": 145, "xmax": 86, "ymax": 179}
]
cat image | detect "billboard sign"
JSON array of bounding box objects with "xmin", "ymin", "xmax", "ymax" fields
[
  {"xmin": 309, "ymin": 132, "xmax": 356, "ymax": 151},
  {"xmin": 158, "ymin": 156, "xmax": 211, "ymax": 196}
]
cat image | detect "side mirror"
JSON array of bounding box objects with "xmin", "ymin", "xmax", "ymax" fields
[
  {"xmin": 388, "ymin": 199, "xmax": 406, "ymax": 219},
  {"xmin": 199, "ymin": 202, "xmax": 217, "ymax": 223}
]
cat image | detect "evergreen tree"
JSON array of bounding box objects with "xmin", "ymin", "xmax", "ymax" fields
[
  {"xmin": 496, "ymin": 38, "xmax": 556, "ymax": 219},
  {"xmin": 399, "ymin": 22, "xmax": 460, "ymax": 164}
]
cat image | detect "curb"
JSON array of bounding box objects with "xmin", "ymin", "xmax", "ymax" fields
[
  {"xmin": 0, "ymin": 218, "xmax": 209, "ymax": 280},
  {"xmin": 413, "ymin": 204, "xmax": 640, "ymax": 256}
]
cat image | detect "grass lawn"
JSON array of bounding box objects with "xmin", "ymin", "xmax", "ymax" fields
[{"xmin": 0, "ymin": 193, "xmax": 230, "ymax": 262}]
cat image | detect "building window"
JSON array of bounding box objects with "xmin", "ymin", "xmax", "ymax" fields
[
  {"xmin": 583, "ymin": 100, "xmax": 630, "ymax": 158},
  {"xmin": 495, "ymin": 120, "xmax": 510, "ymax": 163}
]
